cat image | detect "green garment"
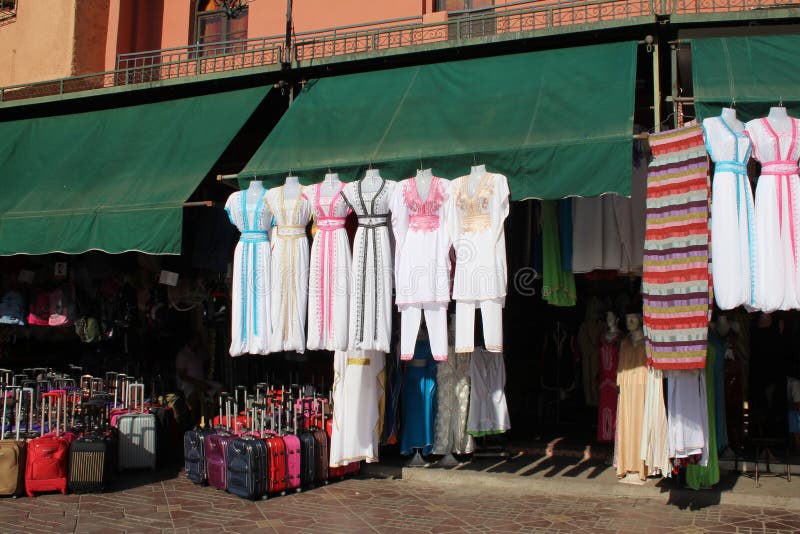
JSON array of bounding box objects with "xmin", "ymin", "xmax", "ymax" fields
[
  {"xmin": 541, "ymin": 201, "xmax": 576, "ymax": 307},
  {"xmin": 685, "ymin": 342, "xmax": 720, "ymax": 490}
]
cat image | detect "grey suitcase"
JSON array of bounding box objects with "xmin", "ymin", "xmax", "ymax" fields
[{"xmin": 116, "ymin": 383, "xmax": 157, "ymax": 471}]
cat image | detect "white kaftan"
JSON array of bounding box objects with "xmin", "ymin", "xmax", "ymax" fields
[
  {"xmin": 433, "ymin": 351, "xmax": 474, "ymax": 455},
  {"xmin": 265, "ymin": 186, "xmax": 311, "ymax": 353},
  {"xmin": 467, "ymin": 349, "xmax": 510, "ymax": 436},
  {"xmin": 390, "ymin": 176, "xmax": 451, "ymax": 361},
  {"xmin": 225, "ymin": 190, "xmax": 272, "ymax": 356},
  {"xmin": 447, "ymin": 172, "xmax": 509, "ymax": 353},
  {"xmin": 329, "ymin": 349, "xmax": 385, "ymax": 467},
  {"xmin": 666, "ymin": 370, "xmax": 709, "ymax": 465},
  {"xmin": 745, "ymin": 117, "xmax": 800, "ymax": 311},
  {"xmin": 703, "ymin": 116, "xmax": 755, "ymax": 310},
  {"xmin": 305, "ymin": 183, "xmax": 352, "ymax": 352},
  {"xmin": 341, "ymin": 179, "xmax": 396, "ymax": 353}
]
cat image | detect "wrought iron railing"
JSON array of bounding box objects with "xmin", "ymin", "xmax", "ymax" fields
[
  {"xmin": 0, "ymin": 0, "xmax": 17, "ymax": 22},
  {"xmin": 1, "ymin": 0, "xmax": 798, "ymax": 103}
]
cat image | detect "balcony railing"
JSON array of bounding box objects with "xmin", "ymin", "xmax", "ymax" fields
[{"xmin": 0, "ymin": 0, "xmax": 797, "ymax": 103}]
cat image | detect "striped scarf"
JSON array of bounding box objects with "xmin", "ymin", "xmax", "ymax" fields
[{"xmin": 642, "ymin": 124, "xmax": 712, "ymax": 370}]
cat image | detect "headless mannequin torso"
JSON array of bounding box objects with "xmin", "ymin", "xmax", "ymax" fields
[
  {"xmin": 720, "ymin": 107, "xmax": 745, "ymax": 132},
  {"xmin": 361, "ymin": 168, "xmax": 383, "ymax": 194},
  {"xmin": 767, "ymin": 106, "xmax": 792, "ymax": 133},
  {"xmin": 321, "ymin": 172, "xmax": 342, "ymax": 199},
  {"xmin": 283, "ymin": 175, "xmax": 301, "ymax": 199},
  {"xmin": 415, "ymin": 168, "xmax": 433, "ymax": 201},
  {"xmin": 468, "ymin": 164, "xmax": 487, "ymax": 196},
  {"xmin": 245, "ymin": 180, "xmax": 265, "ymax": 226}
]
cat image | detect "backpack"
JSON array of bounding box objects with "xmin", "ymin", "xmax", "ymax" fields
[
  {"xmin": 0, "ymin": 291, "xmax": 26, "ymax": 325},
  {"xmin": 48, "ymin": 285, "xmax": 77, "ymax": 326},
  {"xmin": 27, "ymin": 291, "xmax": 50, "ymax": 326}
]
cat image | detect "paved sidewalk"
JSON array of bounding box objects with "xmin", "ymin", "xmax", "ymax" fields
[{"xmin": 0, "ymin": 468, "xmax": 799, "ymax": 533}]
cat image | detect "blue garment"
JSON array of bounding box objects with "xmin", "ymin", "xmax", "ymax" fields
[
  {"xmin": 400, "ymin": 340, "xmax": 437, "ymax": 455},
  {"xmin": 709, "ymin": 330, "xmax": 728, "ymax": 452},
  {"xmin": 557, "ymin": 198, "xmax": 573, "ymax": 272}
]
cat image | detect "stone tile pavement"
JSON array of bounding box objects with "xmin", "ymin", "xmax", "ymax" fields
[{"xmin": 0, "ymin": 467, "xmax": 798, "ymax": 533}]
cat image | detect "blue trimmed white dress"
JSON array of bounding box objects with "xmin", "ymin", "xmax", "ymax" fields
[{"xmin": 225, "ymin": 190, "xmax": 273, "ymax": 356}]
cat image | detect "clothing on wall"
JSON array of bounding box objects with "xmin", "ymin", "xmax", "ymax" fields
[
  {"xmin": 433, "ymin": 351, "xmax": 474, "ymax": 455},
  {"xmin": 597, "ymin": 332, "xmax": 620, "ymax": 442},
  {"xmin": 579, "ymin": 297, "xmax": 604, "ymax": 409},
  {"xmin": 666, "ymin": 370, "xmax": 709, "ymax": 465},
  {"xmin": 467, "ymin": 349, "xmax": 510, "ymax": 436},
  {"xmin": 541, "ymin": 201, "xmax": 576, "ymax": 307},
  {"xmin": 639, "ymin": 367, "xmax": 670, "ymax": 477},
  {"xmin": 703, "ymin": 116, "xmax": 756, "ymax": 310},
  {"xmin": 224, "ymin": 190, "xmax": 272, "ymax": 356},
  {"xmin": 400, "ymin": 339, "xmax": 437, "ymax": 455},
  {"xmin": 642, "ymin": 124, "xmax": 711, "ymax": 370},
  {"xmin": 305, "ymin": 183, "xmax": 352, "ymax": 352},
  {"xmin": 266, "ymin": 186, "xmax": 312, "ymax": 353},
  {"xmin": 685, "ymin": 343, "xmax": 720, "ymax": 489},
  {"xmin": 341, "ymin": 179, "xmax": 396, "ymax": 353},
  {"xmin": 557, "ymin": 198, "xmax": 573, "ymax": 272},
  {"xmin": 615, "ymin": 335, "xmax": 648, "ymax": 480}
]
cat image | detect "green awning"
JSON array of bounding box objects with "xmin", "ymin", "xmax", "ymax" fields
[
  {"xmin": 691, "ymin": 34, "xmax": 800, "ymax": 121},
  {"xmin": 0, "ymin": 87, "xmax": 267, "ymax": 255},
  {"xmin": 240, "ymin": 41, "xmax": 637, "ymax": 199}
]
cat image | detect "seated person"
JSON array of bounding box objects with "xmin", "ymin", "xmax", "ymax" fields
[{"xmin": 175, "ymin": 330, "xmax": 221, "ymax": 424}]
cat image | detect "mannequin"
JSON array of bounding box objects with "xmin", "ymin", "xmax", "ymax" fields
[
  {"xmin": 283, "ymin": 174, "xmax": 301, "ymax": 199},
  {"xmin": 605, "ymin": 310, "xmax": 620, "ymax": 340},
  {"xmin": 615, "ymin": 310, "xmax": 648, "ymax": 481},
  {"xmin": 597, "ymin": 310, "xmax": 621, "ymax": 443},
  {"xmin": 245, "ymin": 180, "xmax": 266, "ymax": 224},
  {"xmin": 767, "ymin": 105, "xmax": 792, "ymax": 132},
  {"xmin": 321, "ymin": 171, "xmax": 342, "ymax": 198},
  {"xmin": 719, "ymin": 107, "xmax": 745, "ymax": 132},
  {"xmin": 626, "ymin": 313, "xmax": 645, "ymax": 345},
  {"xmin": 362, "ymin": 168, "xmax": 383, "ymax": 193},
  {"xmin": 415, "ymin": 168, "xmax": 434, "ymax": 201},
  {"xmin": 468, "ymin": 164, "xmax": 487, "ymax": 196}
]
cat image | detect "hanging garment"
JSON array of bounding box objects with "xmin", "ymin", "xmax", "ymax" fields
[
  {"xmin": 597, "ymin": 333, "xmax": 621, "ymax": 442},
  {"xmin": 541, "ymin": 200, "xmax": 576, "ymax": 307},
  {"xmin": 642, "ymin": 124, "xmax": 711, "ymax": 370},
  {"xmin": 381, "ymin": 351, "xmax": 402, "ymax": 445},
  {"xmin": 341, "ymin": 179, "xmax": 396, "ymax": 353},
  {"xmin": 447, "ymin": 172, "xmax": 510, "ymax": 352},
  {"xmin": 224, "ymin": 190, "xmax": 273, "ymax": 356},
  {"xmin": 639, "ymin": 368, "xmax": 671, "ymax": 477},
  {"xmin": 391, "ymin": 176, "xmax": 451, "ymax": 360},
  {"xmin": 304, "ymin": 183, "xmax": 352, "ymax": 351},
  {"xmin": 557, "ymin": 198, "xmax": 574, "ymax": 272},
  {"xmin": 708, "ymin": 330, "xmax": 728, "ymax": 452},
  {"xmin": 433, "ymin": 352, "xmax": 474, "ymax": 455},
  {"xmin": 579, "ymin": 297, "xmax": 605, "ymax": 408},
  {"xmin": 615, "ymin": 336, "xmax": 648, "ymax": 480},
  {"xmin": 400, "ymin": 340, "xmax": 437, "ymax": 455},
  {"xmin": 467, "ymin": 349, "xmax": 510, "ymax": 436},
  {"xmin": 666, "ymin": 370, "xmax": 709, "ymax": 465},
  {"xmin": 329, "ymin": 349, "xmax": 385, "ymax": 467},
  {"xmin": 744, "ymin": 117, "xmax": 800, "ymax": 312},
  {"xmin": 686, "ymin": 344, "xmax": 720, "ymax": 489},
  {"xmin": 703, "ymin": 116, "xmax": 755, "ymax": 310},
  {"xmin": 265, "ymin": 186, "xmax": 311, "ymax": 353}
]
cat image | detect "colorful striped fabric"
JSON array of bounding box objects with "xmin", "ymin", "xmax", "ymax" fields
[{"xmin": 642, "ymin": 124, "xmax": 712, "ymax": 370}]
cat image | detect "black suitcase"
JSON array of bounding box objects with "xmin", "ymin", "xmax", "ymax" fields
[
  {"xmin": 151, "ymin": 406, "xmax": 180, "ymax": 464},
  {"xmin": 68, "ymin": 434, "xmax": 114, "ymax": 493},
  {"xmin": 298, "ymin": 431, "xmax": 316, "ymax": 486},
  {"xmin": 225, "ymin": 437, "xmax": 268, "ymax": 500},
  {"xmin": 184, "ymin": 428, "xmax": 215, "ymax": 485}
]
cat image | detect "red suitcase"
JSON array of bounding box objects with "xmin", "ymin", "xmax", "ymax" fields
[
  {"xmin": 258, "ymin": 407, "xmax": 286, "ymax": 495},
  {"xmin": 25, "ymin": 392, "xmax": 74, "ymax": 497}
]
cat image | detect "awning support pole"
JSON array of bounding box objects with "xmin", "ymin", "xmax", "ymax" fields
[{"xmin": 653, "ymin": 40, "xmax": 661, "ymax": 133}]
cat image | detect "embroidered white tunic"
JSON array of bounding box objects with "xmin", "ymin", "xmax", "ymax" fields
[
  {"xmin": 390, "ymin": 176, "xmax": 452, "ymax": 306},
  {"xmin": 304, "ymin": 183, "xmax": 352, "ymax": 352},
  {"xmin": 265, "ymin": 186, "xmax": 311, "ymax": 353},
  {"xmin": 447, "ymin": 173, "xmax": 510, "ymax": 302},
  {"xmin": 224, "ymin": 190, "xmax": 272, "ymax": 356},
  {"xmin": 329, "ymin": 349, "xmax": 385, "ymax": 467},
  {"xmin": 341, "ymin": 179, "xmax": 396, "ymax": 353}
]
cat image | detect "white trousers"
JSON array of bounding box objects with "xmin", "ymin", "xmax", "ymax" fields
[
  {"xmin": 400, "ymin": 304, "xmax": 448, "ymax": 361},
  {"xmin": 455, "ymin": 298, "xmax": 503, "ymax": 354}
]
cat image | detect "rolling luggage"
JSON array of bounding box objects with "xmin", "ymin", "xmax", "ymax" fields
[
  {"xmin": 0, "ymin": 386, "xmax": 29, "ymax": 496},
  {"xmin": 282, "ymin": 405, "xmax": 301, "ymax": 492},
  {"xmin": 310, "ymin": 399, "xmax": 329, "ymax": 484},
  {"xmin": 115, "ymin": 383, "xmax": 157, "ymax": 471},
  {"xmin": 206, "ymin": 394, "xmax": 235, "ymax": 491},
  {"xmin": 225, "ymin": 436, "xmax": 268, "ymax": 500},
  {"xmin": 184, "ymin": 428, "xmax": 215, "ymax": 485},
  {"xmin": 258, "ymin": 404, "xmax": 287, "ymax": 495},
  {"xmin": 68, "ymin": 434, "xmax": 113, "ymax": 493},
  {"xmin": 25, "ymin": 391, "xmax": 73, "ymax": 496}
]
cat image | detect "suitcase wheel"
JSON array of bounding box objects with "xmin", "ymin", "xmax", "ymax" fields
[{"xmin": 295, "ymin": 487, "xmax": 301, "ymax": 494}]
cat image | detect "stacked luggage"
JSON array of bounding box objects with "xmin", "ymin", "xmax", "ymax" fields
[
  {"xmin": 184, "ymin": 384, "xmax": 361, "ymax": 500},
  {"xmin": 0, "ymin": 367, "xmax": 179, "ymax": 497}
]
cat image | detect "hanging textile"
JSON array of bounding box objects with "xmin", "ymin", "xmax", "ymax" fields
[
  {"xmin": 557, "ymin": 198, "xmax": 574, "ymax": 272},
  {"xmin": 467, "ymin": 349, "xmax": 511, "ymax": 436},
  {"xmin": 433, "ymin": 352, "xmax": 475, "ymax": 455},
  {"xmin": 579, "ymin": 297, "xmax": 604, "ymax": 409},
  {"xmin": 642, "ymin": 124, "xmax": 712, "ymax": 370},
  {"xmin": 666, "ymin": 370, "xmax": 709, "ymax": 465},
  {"xmin": 541, "ymin": 201, "xmax": 576, "ymax": 307},
  {"xmin": 685, "ymin": 342, "xmax": 720, "ymax": 489},
  {"xmin": 596, "ymin": 332, "xmax": 621, "ymax": 442},
  {"xmin": 400, "ymin": 339, "xmax": 437, "ymax": 455},
  {"xmin": 709, "ymin": 330, "xmax": 728, "ymax": 453},
  {"xmin": 381, "ymin": 351, "xmax": 402, "ymax": 445},
  {"xmin": 615, "ymin": 335, "xmax": 649, "ymax": 480},
  {"xmin": 639, "ymin": 368, "xmax": 671, "ymax": 477}
]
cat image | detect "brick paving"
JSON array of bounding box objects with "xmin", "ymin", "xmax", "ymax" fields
[{"xmin": 0, "ymin": 469, "xmax": 798, "ymax": 533}]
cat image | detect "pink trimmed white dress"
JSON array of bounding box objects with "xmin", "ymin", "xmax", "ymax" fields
[{"xmin": 304, "ymin": 183, "xmax": 352, "ymax": 352}]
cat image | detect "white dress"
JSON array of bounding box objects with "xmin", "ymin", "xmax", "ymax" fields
[
  {"xmin": 703, "ymin": 116, "xmax": 755, "ymax": 310},
  {"xmin": 745, "ymin": 117, "xmax": 800, "ymax": 311},
  {"xmin": 265, "ymin": 186, "xmax": 311, "ymax": 353},
  {"xmin": 666, "ymin": 370, "xmax": 709, "ymax": 465},
  {"xmin": 341, "ymin": 179, "xmax": 396, "ymax": 353},
  {"xmin": 467, "ymin": 349, "xmax": 510, "ymax": 436},
  {"xmin": 329, "ymin": 349, "xmax": 385, "ymax": 467},
  {"xmin": 390, "ymin": 176, "xmax": 452, "ymax": 307},
  {"xmin": 224, "ymin": 190, "xmax": 272, "ymax": 356},
  {"xmin": 304, "ymin": 183, "xmax": 352, "ymax": 352}
]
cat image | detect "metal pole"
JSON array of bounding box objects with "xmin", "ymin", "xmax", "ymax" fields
[
  {"xmin": 653, "ymin": 42, "xmax": 661, "ymax": 133},
  {"xmin": 285, "ymin": 0, "xmax": 293, "ymax": 63},
  {"xmin": 670, "ymin": 44, "xmax": 679, "ymax": 130}
]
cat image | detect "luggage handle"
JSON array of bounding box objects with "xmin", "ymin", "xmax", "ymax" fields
[
  {"xmin": 21, "ymin": 387, "xmax": 33, "ymax": 438},
  {"xmin": 1, "ymin": 385, "xmax": 8, "ymax": 439},
  {"xmin": 127, "ymin": 383, "xmax": 145, "ymax": 412}
]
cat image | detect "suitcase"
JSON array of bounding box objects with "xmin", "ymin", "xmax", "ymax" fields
[
  {"xmin": 68, "ymin": 434, "xmax": 114, "ymax": 493},
  {"xmin": 184, "ymin": 428, "xmax": 215, "ymax": 485},
  {"xmin": 206, "ymin": 394, "xmax": 236, "ymax": 491},
  {"xmin": 277, "ymin": 400, "xmax": 300, "ymax": 492},
  {"xmin": 0, "ymin": 386, "xmax": 29, "ymax": 496},
  {"xmin": 25, "ymin": 391, "xmax": 73, "ymax": 497},
  {"xmin": 150, "ymin": 406, "xmax": 181, "ymax": 464},
  {"xmin": 225, "ymin": 436, "xmax": 268, "ymax": 500},
  {"xmin": 310, "ymin": 399, "xmax": 328, "ymax": 484},
  {"xmin": 116, "ymin": 383, "xmax": 157, "ymax": 471}
]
